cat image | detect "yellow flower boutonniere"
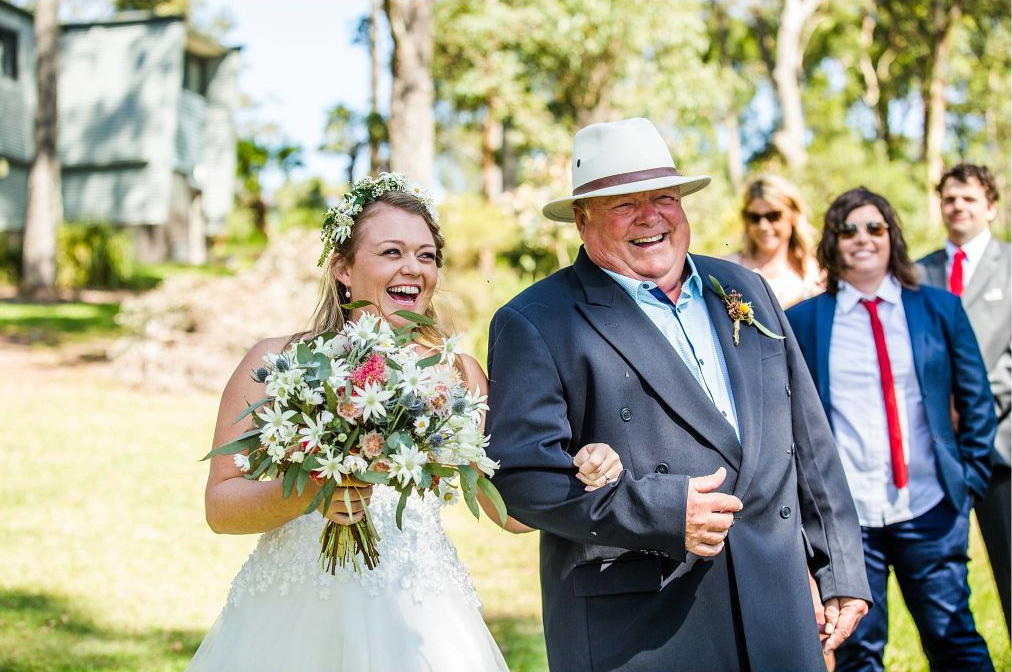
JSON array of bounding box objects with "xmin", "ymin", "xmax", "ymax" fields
[{"xmin": 708, "ymin": 275, "xmax": 785, "ymax": 346}]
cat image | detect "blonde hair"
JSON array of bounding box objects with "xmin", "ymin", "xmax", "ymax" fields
[
  {"xmin": 306, "ymin": 191, "xmax": 448, "ymax": 350},
  {"xmin": 740, "ymin": 174, "xmax": 816, "ymax": 277}
]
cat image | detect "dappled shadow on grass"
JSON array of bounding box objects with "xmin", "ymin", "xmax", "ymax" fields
[
  {"xmin": 486, "ymin": 614, "xmax": 548, "ymax": 672},
  {"xmin": 0, "ymin": 301, "xmax": 122, "ymax": 345},
  {"xmin": 0, "ymin": 589, "xmax": 203, "ymax": 672}
]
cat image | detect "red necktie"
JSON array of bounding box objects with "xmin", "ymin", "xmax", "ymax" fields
[
  {"xmin": 948, "ymin": 247, "xmax": 966, "ymax": 296},
  {"xmin": 860, "ymin": 298, "xmax": 909, "ymax": 489}
]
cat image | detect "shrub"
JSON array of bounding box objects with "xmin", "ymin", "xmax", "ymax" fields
[{"xmin": 56, "ymin": 222, "xmax": 136, "ymax": 289}]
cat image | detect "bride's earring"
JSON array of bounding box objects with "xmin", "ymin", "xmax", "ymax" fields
[{"xmin": 344, "ymin": 288, "xmax": 351, "ymax": 298}]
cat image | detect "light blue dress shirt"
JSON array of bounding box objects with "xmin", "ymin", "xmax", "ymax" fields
[{"xmin": 602, "ymin": 256, "xmax": 741, "ymax": 441}]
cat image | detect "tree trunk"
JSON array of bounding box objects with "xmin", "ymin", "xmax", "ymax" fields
[
  {"xmin": 384, "ymin": 0, "xmax": 434, "ymax": 187},
  {"xmin": 712, "ymin": 2, "xmax": 743, "ymax": 192},
  {"xmin": 481, "ymin": 99, "xmax": 503, "ymax": 201},
  {"xmin": 368, "ymin": 0, "xmax": 381, "ymax": 173},
  {"xmin": 923, "ymin": 0, "xmax": 963, "ymax": 228},
  {"xmin": 771, "ymin": 0, "xmax": 821, "ymax": 169},
  {"xmin": 20, "ymin": 0, "xmax": 62, "ymax": 300}
]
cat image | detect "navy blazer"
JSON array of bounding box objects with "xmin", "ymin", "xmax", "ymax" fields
[
  {"xmin": 487, "ymin": 249, "xmax": 870, "ymax": 672},
  {"xmin": 785, "ymin": 284, "xmax": 995, "ymax": 512}
]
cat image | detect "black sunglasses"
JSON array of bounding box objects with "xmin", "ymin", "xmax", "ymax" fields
[
  {"xmin": 835, "ymin": 221, "xmax": 890, "ymax": 239},
  {"xmin": 743, "ymin": 210, "xmax": 783, "ymax": 225}
]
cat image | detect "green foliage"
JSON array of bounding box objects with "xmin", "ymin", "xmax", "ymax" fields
[
  {"xmin": 56, "ymin": 223, "xmax": 136, "ymax": 290},
  {"xmin": 0, "ymin": 234, "xmax": 21, "ymax": 285},
  {"xmin": 0, "ymin": 301, "xmax": 122, "ymax": 344}
]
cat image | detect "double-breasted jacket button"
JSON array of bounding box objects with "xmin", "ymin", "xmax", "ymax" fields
[
  {"xmin": 779, "ymin": 506, "xmax": 792, "ymax": 519},
  {"xmin": 655, "ymin": 463, "xmax": 669, "ymax": 474},
  {"xmin": 785, "ymin": 384, "xmax": 791, "ymax": 397},
  {"xmin": 619, "ymin": 407, "xmax": 633, "ymax": 422}
]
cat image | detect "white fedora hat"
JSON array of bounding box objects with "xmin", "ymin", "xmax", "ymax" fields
[{"xmin": 542, "ymin": 118, "xmax": 711, "ymax": 222}]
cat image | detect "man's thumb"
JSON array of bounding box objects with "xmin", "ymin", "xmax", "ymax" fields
[{"xmin": 692, "ymin": 466, "xmax": 727, "ymax": 493}]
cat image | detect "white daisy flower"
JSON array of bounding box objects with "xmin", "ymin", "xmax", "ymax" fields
[
  {"xmin": 315, "ymin": 454, "xmax": 349, "ymax": 480},
  {"xmin": 299, "ymin": 386, "xmax": 325, "ymax": 406},
  {"xmin": 233, "ymin": 454, "xmax": 251, "ymax": 472},
  {"xmin": 473, "ymin": 454, "xmax": 499, "ymax": 476},
  {"xmin": 257, "ymin": 404, "xmax": 297, "ymax": 441},
  {"xmin": 342, "ymin": 454, "xmax": 368, "ymax": 475},
  {"xmin": 397, "ymin": 363, "xmax": 430, "ymax": 396},
  {"xmin": 389, "ymin": 444, "xmax": 428, "ymax": 487},
  {"xmin": 352, "ymin": 381, "xmax": 395, "ymax": 422},
  {"xmin": 298, "ymin": 413, "xmax": 328, "ymax": 452},
  {"xmin": 290, "ymin": 451, "xmax": 305, "ymax": 464},
  {"xmin": 413, "ymin": 415, "xmax": 431, "ymax": 435},
  {"xmin": 440, "ymin": 334, "xmax": 462, "ymax": 365},
  {"xmin": 267, "ymin": 443, "xmax": 287, "ymax": 463}
]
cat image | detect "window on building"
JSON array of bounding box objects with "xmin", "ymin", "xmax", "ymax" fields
[
  {"xmin": 182, "ymin": 53, "xmax": 209, "ymax": 96},
  {"xmin": 0, "ymin": 28, "xmax": 17, "ymax": 80}
]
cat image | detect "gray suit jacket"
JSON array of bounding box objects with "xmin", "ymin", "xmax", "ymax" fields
[
  {"xmin": 918, "ymin": 238, "xmax": 1012, "ymax": 465},
  {"xmin": 486, "ymin": 250, "xmax": 870, "ymax": 672}
]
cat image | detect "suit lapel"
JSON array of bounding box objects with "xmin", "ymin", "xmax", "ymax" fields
[
  {"xmin": 814, "ymin": 294, "xmax": 836, "ymax": 421},
  {"xmin": 961, "ymin": 239, "xmax": 1001, "ymax": 307},
  {"xmin": 920, "ymin": 250, "xmax": 947, "ymax": 288},
  {"xmin": 696, "ymin": 259, "xmax": 762, "ymax": 498},
  {"xmin": 901, "ymin": 287, "xmax": 929, "ymax": 390},
  {"xmin": 573, "ymin": 252, "xmax": 742, "ymax": 469}
]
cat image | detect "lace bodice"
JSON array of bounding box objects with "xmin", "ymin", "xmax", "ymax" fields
[{"xmin": 225, "ymin": 486, "xmax": 480, "ymax": 609}]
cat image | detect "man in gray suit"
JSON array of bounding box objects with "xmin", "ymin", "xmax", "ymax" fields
[
  {"xmin": 486, "ymin": 118, "xmax": 870, "ymax": 671},
  {"xmin": 918, "ymin": 163, "xmax": 1011, "ymax": 632}
]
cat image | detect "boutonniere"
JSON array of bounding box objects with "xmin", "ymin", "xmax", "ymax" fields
[{"xmin": 708, "ymin": 275, "xmax": 785, "ymax": 346}]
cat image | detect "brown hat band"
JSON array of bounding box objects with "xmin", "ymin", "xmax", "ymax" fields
[{"xmin": 573, "ymin": 167, "xmax": 681, "ymax": 196}]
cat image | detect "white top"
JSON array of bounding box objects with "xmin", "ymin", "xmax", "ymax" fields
[
  {"xmin": 945, "ymin": 228, "xmax": 993, "ymax": 288},
  {"xmin": 828, "ymin": 275, "xmax": 944, "ymax": 527}
]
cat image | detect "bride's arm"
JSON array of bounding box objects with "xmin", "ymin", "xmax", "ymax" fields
[
  {"xmin": 457, "ymin": 355, "xmax": 624, "ymax": 535},
  {"xmin": 204, "ymin": 338, "xmax": 370, "ymax": 534}
]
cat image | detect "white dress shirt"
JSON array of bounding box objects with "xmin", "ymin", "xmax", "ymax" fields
[
  {"xmin": 829, "ymin": 275, "xmax": 944, "ymax": 527},
  {"xmin": 602, "ymin": 256, "xmax": 740, "ymax": 441},
  {"xmin": 945, "ymin": 228, "xmax": 992, "ymax": 288}
]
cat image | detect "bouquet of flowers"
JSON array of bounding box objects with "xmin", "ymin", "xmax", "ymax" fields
[{"xmin": 203, "ymin": 307, "xmax": 506, "ymax": 573}]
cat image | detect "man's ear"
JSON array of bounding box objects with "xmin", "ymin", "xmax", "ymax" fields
[
  {"xmin": 986, "ymin": 201, "xmax": 998, "ymax": 223},
  {"xmin": 573, "ymin": 205, "xmax": 587, "ymax": 235}
]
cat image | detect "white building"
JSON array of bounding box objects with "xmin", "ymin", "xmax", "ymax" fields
[{"xmin": 0, "ymin": 2, "xmax": 239, "ymax": 263}]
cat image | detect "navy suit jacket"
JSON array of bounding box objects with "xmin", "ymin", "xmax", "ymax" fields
[
  {"xmin": 785, "ymin": 284, "xmax": 995, "ymax": 513},
  {"xmin": 487, "ymin": 249, "xmax": 870, "ymax": 672}
]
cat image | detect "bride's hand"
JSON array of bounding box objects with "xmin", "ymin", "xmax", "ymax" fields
[
  {"xmin": 573, "ymin": 443, "xmax": 624, "ymax": 492},
  {"xmin": 321, "ymin": 477, "xmax": 373, "ymax": 525}
]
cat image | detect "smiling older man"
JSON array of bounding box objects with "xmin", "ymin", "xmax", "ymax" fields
[{"xmin": 486, "ymin": 118, "xmax": 870, "ymax": 672}]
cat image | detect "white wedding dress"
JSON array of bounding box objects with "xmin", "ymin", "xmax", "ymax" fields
[{"xmin": 187, "ymin": 486, "xmax": 510, "ymax": 672}]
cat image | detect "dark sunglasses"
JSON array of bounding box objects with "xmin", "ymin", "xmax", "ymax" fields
[
  {"xmin": 835, "ymin": 221, "xmax": 889, "ymax": 239},
  {"xmin": 743, "ymin": 210, "xmax": 783, "ymax": 225}
]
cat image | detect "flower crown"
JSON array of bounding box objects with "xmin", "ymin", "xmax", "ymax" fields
[{"xmin": 318, "ymin": 172, "xmax": 438, "ymax": 266}]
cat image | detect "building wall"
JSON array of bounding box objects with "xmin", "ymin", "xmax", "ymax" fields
[
  {"xmin": 0, "ymin": 1, "xmax": 35, "ymax": 231},
  {"xmin": 59, "ymin": 18, "xmax": 186, "ymax": 227},
  {"xmin": 197, "ymin": 49, "xmax": 238, "ymax": 235}
]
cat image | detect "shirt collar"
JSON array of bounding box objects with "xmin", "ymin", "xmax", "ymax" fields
[
  {"xmin": 945, "ymin": 228, "xmax": 991, "ymax": 262},
  {"xmin": 837, "ymin": 273, "xmax": 902, "ymax": 313},
  {"xmin": 601, "ymin": 254, "xmax": 703, "ymax": 306}
]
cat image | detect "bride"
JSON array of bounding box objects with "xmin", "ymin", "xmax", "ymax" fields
[{"xmin": 186, "ymin": 174, "xmax": 625, "ymax": 671}]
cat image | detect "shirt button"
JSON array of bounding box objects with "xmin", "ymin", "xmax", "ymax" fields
[
  {"xmin": 788, "ymin": 442, "xmax": 796, "ymax": 455},
  {"xmin": 697, "ymin": 358, "xmax": 704, "ymax": 366},
  {"xmin": 721, "ymin": 410, "xmax": 727, "ymax": 417},
  {"xmin": 620, "ymin": 407, "xmax": 633, "ymax": 422},
  {"xmin": 779, "ymin": 506, "xmax": 792, "ymax": 519},
  {"xmin": 655, "ymin": 463, "xmax": 669, "ymax": 474}
]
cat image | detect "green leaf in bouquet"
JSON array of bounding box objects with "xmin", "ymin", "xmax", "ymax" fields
[
  {"xmin": 394, "ymin": 487, "xmax": 412, "ymax": 529},
  {"xmin": 477, "ymin": 476, "xmax": 508, "ymax": 527},
  {"xmin": 385, "ymin": 431, "xmax": 411, "ymax": 451},
  {"xmin": 322, "ymin": 382, "xmax": 338, "ymax": 413},
  {"xmin": 232, "ymin": 396, "xmax": 273, "ymax": 425},
  {"xmin": 248, "ymin": 456, "xmax": 273, "ymax": 480},
  {"xmin": 301, "ymin": 453, "xmax": 321, "ymax": 471},
  {"xmin": 304, "ymin": 478, "xmax": 335, "ymax": 515},
  {"xmin": 342, "ymin": 299, "xmax": 373, "ymax": 311},
  {"xmin": 427, "ymin": 464, "xmax": 456, "ymax": 478},
  {"xmin": 311, "ymin": 353, "xmax": 332, "ymax": 380},
  {"xmin": 392, "ymin": 310, "xmax": 435, "ymax": 326},
  {"xmin": 417, "ymin": 354, "xmax": 442, "ymax": 369},
  {"xmin": 295, "ymin": 342, "xmax": 314, "ymax": 366},
  {"xmin": 459, "ymin": 465, "xmax": 481, "ymax": 518},
  {"xmin": 201, "ymin": 428, "xmax": 261, "ymax": 460},
  {"xmin": 355, "ymin": 470, "xmax": 390, "ymax": 485},
  {"xmin": 385, "ymin": 358, "xmax": 403, "ymax": 372},
  {"xmin": 282, "ymin": 465, "xmax": 299, "ymax": 498},
  {"xmin": 296, "ymin": 468, "xmax": 310, "ymax": 496}
]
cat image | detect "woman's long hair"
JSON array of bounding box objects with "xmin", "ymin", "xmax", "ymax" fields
[
  {"xmin": 817, "ymin": 187, "xmax": 919, "ymax": 295},
  {"xmin": 740, "ymin": 174, "xmax": 816, "ymax": 277},
  {"xmin": 306, "ymin": 191, "xmax": 448, "ymax": 349}
]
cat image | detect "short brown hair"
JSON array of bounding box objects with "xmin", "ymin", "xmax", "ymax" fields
[
  {"xmin": 936, "ymin": 164, "xmax": 1000, "ymax": 204},
  {"xmin": 817, "ymin": 187, "xmax": 919, "ymax": 295}
]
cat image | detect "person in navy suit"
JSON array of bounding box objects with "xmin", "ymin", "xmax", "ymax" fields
[{"xmin": 786, "ymin": 187, "xmax": 997, "ymax": 671}]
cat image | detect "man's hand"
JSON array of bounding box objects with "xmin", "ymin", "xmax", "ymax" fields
[
  {"xmin": 685, "ymin": 467, "xmax": 742, "ymax": 557},
  {"xmin": 822, "ymin": 596, "xmax": 869, "ymax": 654}
]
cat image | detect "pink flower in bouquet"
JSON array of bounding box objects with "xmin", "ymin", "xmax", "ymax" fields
[
  {"xmin": 368, "ymin": 457, "xmax": 391, "ymax": 473},
  {"xmin": 360, "ymin": 430, "xmax": 385, "ymax": 458},
  {"xmin": 427, "ymin": 388, "xmax": 452, "ymax": 417},
  {"xmin": 351, "ymin": 353, "xmax": 387, "ymax": 387},
  {"xmin": 337, "ymin": 399, "xmax": 361, "ymax": 422}
]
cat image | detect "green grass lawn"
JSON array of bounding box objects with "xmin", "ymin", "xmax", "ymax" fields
[
  {"xmin": 0, "ymin": 360, "xmax": 1007, "ymax": 671},
  {"xmin": 0, "ymin": 301, "xmax": 123, "ymax": 344}
]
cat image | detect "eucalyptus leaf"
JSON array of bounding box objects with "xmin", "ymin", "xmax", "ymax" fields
[
  {"xmin": 708, "ymin": 275, "xmax": 728, "ymax": 298},
  {"xmin": 394, "ymin": 488, "xmax": 411, "ymax": 529},
  {"xmin": 295, "ymin": 342, "xmax": 313, "ymax": 365},
  {"xmin": 752, "ymin": 320, "xmax": 785, "ymax": 340},
  {"xmin": 301, "ymin": 454, "xmax": 321, "ymax": 471},
  {"xmin": 355, "ymin": 470, "xmax": 389, "ymax": 485},
  {"xmin": 342, "ymin": 299, "xmax": 373, "ymax": 310},
  {"xmin": 296, "ymin": 468, "xmax": 310, "ymax": 496},
  {"xmin": 417, "ymin": 354, "xmax": 442, "ymax": 369},
  {"xmin": 477, "ymin": 476, "xmax": 508, "ymax": 526},
  {"xmin": 392, "ymin": 310, "xmax": 435, "ymax": 326},
  {"xmin": 232, "ymin": 396, "xmax": 272, "ymax": 424},
  {"xmin": 282, "ymin": 466, "xmax": 299, "ymax": 498},
  {"xmin": 201, "ymin": 429, "xmax": 261, "ymax": 460},
  {"xmin": 462, "ymin": 482, "xmax": 481, "ymax": 519},
  {"xmin": 427, "ymin": 464, "xmax": 456, "ymax": 478}
]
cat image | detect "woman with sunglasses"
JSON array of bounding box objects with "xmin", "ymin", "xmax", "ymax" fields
[
  {"xmin": 727, "ymin": 174, "xmax": 822, "ymax": 307},
  {"xmin": 785, "ymin": 187, "xmax": 996, "ymax": 671}
]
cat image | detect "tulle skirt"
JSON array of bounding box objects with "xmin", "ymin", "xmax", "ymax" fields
[{"xmin": 186, "ymin": 576, "xmax": 509, "ymax": 672}]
